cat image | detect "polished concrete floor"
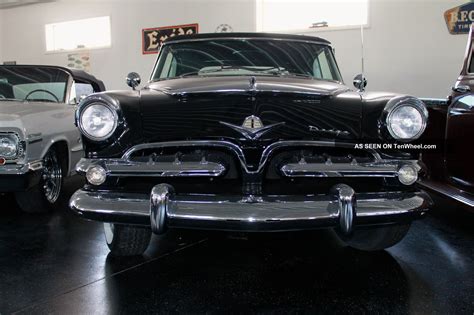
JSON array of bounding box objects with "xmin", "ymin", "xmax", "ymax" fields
[{"xmin": 1, "ymin": 177, "xmax": 473, "ymax": 314}]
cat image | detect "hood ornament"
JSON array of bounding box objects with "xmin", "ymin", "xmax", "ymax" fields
[{"xmin": 220, "ymin": 115, "xmax": 285, "ymax": 140}]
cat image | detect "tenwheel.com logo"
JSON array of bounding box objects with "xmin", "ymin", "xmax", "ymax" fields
[{"xmin": 353, "ymin": 143, "xmax": 437, "ymax": 150}]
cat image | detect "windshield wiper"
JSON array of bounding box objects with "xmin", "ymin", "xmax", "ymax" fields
[
  {"xmin": 179, "ymin": 71, "xmax": 201, "ymax": 78},
  {"xmin": 179, "ymin": 65, "xmax": 285, "ymax": 77},
  {"xmin": 178, "ymin": 66, "xmax": 313, "ymax": 79},
  {"xmin": 281, "ymin": 72, "xmax": 314, "ymax": 78}
]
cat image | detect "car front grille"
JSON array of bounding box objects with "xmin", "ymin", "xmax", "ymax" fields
[{"xmin": 83, "ymin": 140, "xmax": 412, "ymax": 195}]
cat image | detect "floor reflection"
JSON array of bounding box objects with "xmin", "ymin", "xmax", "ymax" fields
[{"xmin": 1, "ymin": 179, "xmax": 473, "ymax": 314}]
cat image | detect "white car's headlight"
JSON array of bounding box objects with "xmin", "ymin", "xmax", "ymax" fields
[
  {"xmin": 386, "ymin": 97, "xmax": 428, "ymax": 141},
  {"xmin": 79, "ymin": 103, "xmax": 118, "ymax": 141},
  {"xmin": 0, "ymin": 135, "xmax": 19, "ymax": 158}
]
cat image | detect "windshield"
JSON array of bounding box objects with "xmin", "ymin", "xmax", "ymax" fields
[
  {"xmin": 0, "ymin": 66, "xmax": 70, "ymax": 103},
  {"xmin": 151, "ymin": 39, "xmax": 342, "ymax": 82}
]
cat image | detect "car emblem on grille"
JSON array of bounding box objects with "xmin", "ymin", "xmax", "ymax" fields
[
  {"xmin": 242, "ymin": 115, "xmax": 263, "ymax": 129},
  {"xmin": 309, "ymin": 125, "xmax": 350, "ymax": 138},
  {"xmin": 220, "ymin": 115, "xmax": 285, "ymax": 140}
]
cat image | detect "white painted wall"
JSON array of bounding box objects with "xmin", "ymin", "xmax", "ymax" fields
[
  {"xmin": 0, "ymin": 0, "xmax": 256, "ymax": 89},
  {"xmin": 0, "ymin": 10, "xmax": 3, "ymax": 62},
  {"xmin": 0, "ymin": 0, "xmax": 470, "ymax": 98},
  {"xmin": 293, "ymin": 0, "xmax": 469, "ymax": 98}
]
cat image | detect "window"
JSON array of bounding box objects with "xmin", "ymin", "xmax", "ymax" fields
[
  {"xmin": 69, "ymin": 82, "xmax": 95, "ymax": 104},
  {"xmin": 256, "ymin": 0, "xmax": 369, "ymax": 32},
  {"xmin": 45, "ymin": 16, "xmax": 111, "ymax": 52},
  {"xmin": 314, "ymin": 50, "xmax": 336, "ymax": 80},
  {"xmin": 152, "ymin": 39, "xmax": 342, "ymax": 82},
  {"xmin": 0, "ymin": 66, "xmax": 70, "ymax": 102}
]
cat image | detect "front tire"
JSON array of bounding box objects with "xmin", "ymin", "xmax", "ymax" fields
[
  {"xmin": 337, "ymin": 224, "xmax": 411, "ymax": 251},
  {"xmin": 104, "ymin": 223, "xmax": 152, "ymax": 256},
  {"xmin": 15, "ymin": 148, "xmax": 64, "ymax": 213}
]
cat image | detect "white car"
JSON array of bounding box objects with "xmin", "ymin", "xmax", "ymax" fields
[{"xmin": 0, "ymin": 65, "xmax": 105, "ymax": 213}]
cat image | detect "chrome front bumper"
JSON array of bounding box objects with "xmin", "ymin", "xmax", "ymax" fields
[
  {"xmin": 70, "ymin": 184, "xmax": 432, "ymax": 234},
  {"xmin": 0, "ymin": 161, "xmax": 43, "ymax": 175}
]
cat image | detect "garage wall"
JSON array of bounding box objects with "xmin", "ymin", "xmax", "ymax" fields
[
  {"xmin": 0, "ymin": 0, "xmax": 256, "ymax": 89},
  {"xmin": 0, "ymin": 10, "xmax": 3, "ymax": 62},
  {"xmin": 0, "ymin": 0, "xmax": 470, "ymax": 98},
  {"xmin": 295, "ymin": 0, "xmax": 469, "ymax": 98}
]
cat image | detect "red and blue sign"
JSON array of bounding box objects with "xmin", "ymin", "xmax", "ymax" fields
[{"xmin": 444, "ymin": 2, "xmax": 474, "ymax": 34}]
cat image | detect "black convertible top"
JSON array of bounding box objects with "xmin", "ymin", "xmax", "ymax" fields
[
  {"xmin": 0, "ymin": 64, "xmax": 106, "ymax": 92},
  {"xmin": 163, "ymin": 32, "xmax": 331, "ymax": 45}
]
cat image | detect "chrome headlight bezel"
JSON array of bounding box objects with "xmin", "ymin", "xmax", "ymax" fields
[
  {"xmin": 384, "ymin": 96, "xmax": 428, "ymax": 142},
  {"xmin": 0, "ymin": 133, "xmax": 21, "ymax": 160},
  {"xmin": 77, "ymin": 97, "xmax": 120, "ymax": 142}
]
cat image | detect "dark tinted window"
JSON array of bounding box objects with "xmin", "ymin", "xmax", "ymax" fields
[{"xmin": 152, "ymin": 39, "xmax": 342, "ymax": 82}]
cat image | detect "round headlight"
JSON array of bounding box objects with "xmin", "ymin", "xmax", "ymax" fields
[
  {"xmin": 79, "ymin": 103, "xmax": 118, "ymax": 141},
  {"xmin": 387, "ymin": 104, "xmax": 427, "ymax": 140},
  {"xmin": 0, "ymin": 136, "xmax": 18, "ymax": 158}
]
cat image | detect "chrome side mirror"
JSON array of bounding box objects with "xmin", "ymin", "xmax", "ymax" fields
[
  {"xmin": 126, "ymin": 72, "xmax": 141, "ymax": 90},
  {"xmin": 353, "ymin": 74, "xmax": 367, "ymax": 92}
]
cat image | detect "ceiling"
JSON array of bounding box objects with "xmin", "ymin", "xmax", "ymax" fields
[{"xmin": 0, "ymin": 0, "xmax": 55, "ymax": 10}]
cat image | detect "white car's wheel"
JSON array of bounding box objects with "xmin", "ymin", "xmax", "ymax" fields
[
  {"xmin": 104, "ymin": 223, "xmax": 152, "ymax": 256},
  {"xmin": 15, "ymin": 148, "xmax": 63, "ymax": 213}
]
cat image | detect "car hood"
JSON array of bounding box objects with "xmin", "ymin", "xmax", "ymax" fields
[
  {"xmin": 0, "ymin": 101, "xmax": 63, "ymax": 121},
  {"xmin": 147, "ymin": 76, "xmax": 349, "ymax": 96},
  {"xmin": 0, "ymin": 101, "xmax": 68, "ymax": 137},
  {"xmin": 137, "ymin": 76, "xmax": 363, "ymax": 144}
]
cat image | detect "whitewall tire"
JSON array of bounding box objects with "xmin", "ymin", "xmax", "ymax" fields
[{"xmin": 103, "ymin": 223, "xmax": 152, "ymax": 256}]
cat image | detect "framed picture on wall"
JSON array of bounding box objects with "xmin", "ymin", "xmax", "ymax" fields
[{"xmin": 142, "ymin": 23, "xmax": 199, "ymax": 54}]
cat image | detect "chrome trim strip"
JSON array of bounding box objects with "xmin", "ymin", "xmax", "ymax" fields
[
  {"xmin": 26, "ymin": 133, "xmax": 43, "ymax": 144},
  {"xmin": 76, "ymin": 158, "xmax": 226, "ymax": 177},
  {"xmin": 0, "ymin": 160, "xmax": 43, "ymax": 175},
  {"xmin": 69, "ymin": 187, "xmax": 431, "ymax": 232},
  {"xmin": 161, "ymin": 88, "xmax": 332, "ymax": 97},
  {"xmin": 280, "ymin": 160, "xmax": 416, "ymax": 178},
  {"xmin": 161, "ymin": 37, "xmax": 331, "ymax": 47},
  {"xmin": 124, "ymin": 140, "xmax": 360, "ymax": 175},
  {"xmin": 418, "ymin": 179, "xmax": 474, "ymax": 208},
  {"xmin": 28, "ymin": 160, "xmax": 43, "ymax": 171}
]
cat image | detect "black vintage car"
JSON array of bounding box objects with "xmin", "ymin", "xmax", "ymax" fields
[
  {"xmin": 70, "ymin": 33, "xmax": 432, "ymax": 256},
  {"xmin": 420, "ymin": 25, "xmax": 474, "ymax": 209}
]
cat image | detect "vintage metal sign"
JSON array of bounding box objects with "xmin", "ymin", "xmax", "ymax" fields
[
  {"xmin": 444, "ymin": 2, "xmax": 474, "ymax": 35},
  {"xmin": 142, "ymin": 23, "xmax": 199, "ymax": 54}
]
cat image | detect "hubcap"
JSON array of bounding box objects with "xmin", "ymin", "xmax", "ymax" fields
[{"xmin": 41, "ymin": 150, "xmax": 62, "ymax": 203}]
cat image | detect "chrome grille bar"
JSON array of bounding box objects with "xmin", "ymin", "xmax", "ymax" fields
[
  {"xmin": 280, "ymin": 161, "xmax": 409, "ymax": 178},
  {"xmin": 76, "ymin": 159, "xmax": 226, "ymax": 177}
]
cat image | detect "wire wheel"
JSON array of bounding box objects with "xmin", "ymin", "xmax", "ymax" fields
[{"xmin": 41, "ymin": 149, "xmax": 62, "ymax": 203}]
